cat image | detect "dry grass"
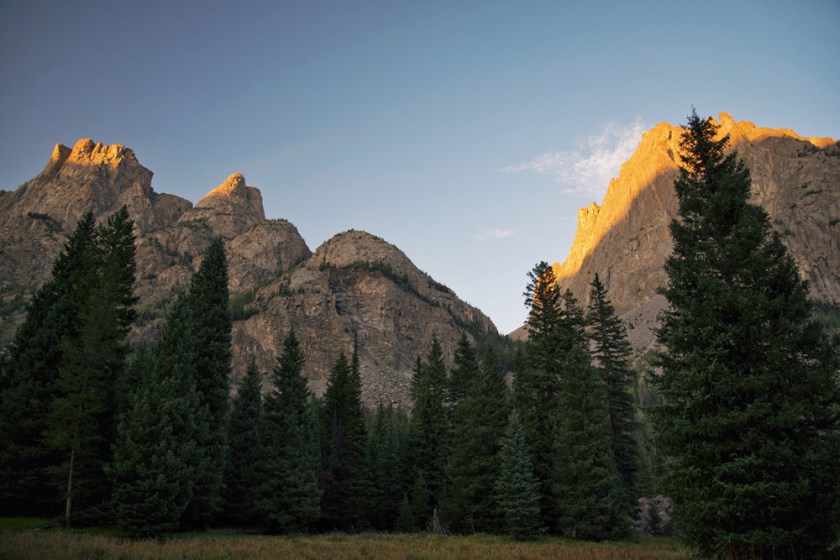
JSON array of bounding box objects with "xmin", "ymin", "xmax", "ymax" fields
[{"xmin": 0, "ymin": 527, "xmax": 691, "ymax": 560}]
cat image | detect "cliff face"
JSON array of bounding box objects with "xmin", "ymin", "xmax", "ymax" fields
[
  {"xmin": 553, "ymin": 113, "xmax": 840, "ymax": 349},
  {"xmin": 0, "ymin": 140, "xmax": 498, "ymax": 407}
]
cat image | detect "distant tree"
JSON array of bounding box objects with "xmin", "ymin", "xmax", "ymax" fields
[
  {"xmin": 253, "ymin": 330, "xmax": 321, "ymax": 533},
  {"xmin": 496, "ymin": 410, "xmax": 541, "ymax": 540},
  {"xmin": 586, "ymin": 274, "xmax": 640, "ymax": 507},
  {"xmin": 653, "ymin": 110, "xmax": 840, "ymax": 558},
  {"xmin": 447, "ymin": 344, "xmax": 509, "ymax": 533},
  {"xmin": 408, "ymin": 336, "xmax": 450, "ymax": 522},
  {"xmin": 222, "ymin": 361, "xmax": 263, "ymax": 527},
  {"xmin": 182, "ymin": 238, "xmax": 232, "ymax": 527},
  {"xmin": 552, "ymin": 345, "xmax": 627, "ymax": 540},
  {"xmin": 319, "ymin": 346, "xmax": 370, "ymax": 531},
  {"xmin": 109, "ymin": 295, "xmax": 206, "ymax": 536},
  {"xmin": 395, "ymin": 495, "xmax": 415, "ymax": 533},
  {"xmin": 448, "ymin": 333, "xmax": 478, "ymax": 412}
]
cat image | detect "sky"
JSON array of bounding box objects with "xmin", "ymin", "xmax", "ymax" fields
[{"xmin": 1, "ymin": 0, "xmax": 838, "ymax": 334}]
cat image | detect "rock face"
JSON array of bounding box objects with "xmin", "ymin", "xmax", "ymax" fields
[
  {"xmin": 553, "ymin": 113, "xmax": 840, "ymax": 350},
  {"xmin": 0, "ymin": 140, "xmax": 498, "ymax": 408}
]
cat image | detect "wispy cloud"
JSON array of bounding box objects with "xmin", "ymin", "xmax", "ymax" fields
[
  {"xmin": 475, "ymin": 228, "xmax": 514, "ymax": 240},
  {"xmin": 502, "ymin": 118, "xmax": 646, "ymax": 197}
]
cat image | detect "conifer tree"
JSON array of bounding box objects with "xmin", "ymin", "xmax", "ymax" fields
[
  {"xmin": 222, "ymin": 361, "xmax": 263, "ymax": 527},
  {"xmin": 109, "ymin": 295, "xmax": 206, "ymax": 536},
  {"xmin": 0, "ymin": 212, "xmax": 98, "ymax": 514},
  {"xmin": 586, "ymin": 274, "xmax": 639, "ymax": 507},
  {"xmin": 496, "ymin": 410, "xmax": 541, "ymax": 540},
  {"xmin": 552, "ymin": 346, "xmax": 627, "ymax": 540},
  {"xmin": 448, "ymin": 333, "xmax": 478, "ymax": 413},
  {"xmin": 45, "ymin": 207, "xmax": 138, "ymax": 526},
  {"xmin": 408, "ymin": 336, "xmax": 450, "ymax": 523},
  {"xmin": 183, "ymin": 237, "xmax": 232, "ymax": 526},
  {"xmin": 253, "ymin": 330, "xmax": 321, "ymax": 533},
  {"xmin": 447, "ymin": 344, "xmax": 509, "ymax": 533},
  {"xmin": 319, "ymin": 347, "xmax": 370, "ymax": 530},
  {"xmin": 367, "ymin": 404, "xmax": 410, "ymax": 531},
  {"xmin": 653, "ymin": 110, "xmax": 840, "ymax": 558}
]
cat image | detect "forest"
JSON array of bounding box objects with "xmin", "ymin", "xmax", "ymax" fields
[{"xmin": 1, "ymin": 112, "xmax": 838, "ymax": 560}]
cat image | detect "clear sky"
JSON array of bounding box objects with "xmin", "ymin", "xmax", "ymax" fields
[{"xmin": 1, "ymin": 0, "xmax": 838, "ymax": 334}]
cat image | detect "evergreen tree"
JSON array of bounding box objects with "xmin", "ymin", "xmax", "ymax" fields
[
  {"xmin": 653, "ymin": 110, "xmax": 840, "ymax": 558},
  {"xmin": 183, "ymin": 237, "xmax": 232, "ymax": 526},
  {"xmin": 319, "ymin": 347, "xmax": 370, "ymax": 531},
  {"xmin": 408, "ymin": 336, "xmax": 450, "ymax": 523},
  {"xmin": 109, "ymin": 295, "xmax": 206, "ymax": 536},
  {"xmin": 222, "ymin": 361, "xmax": 263, "ymax": 527},
  {"xmin": 448, "ymin": 333, "xmax": 478, "ymax": 413},
  {"xmin": 496, "ymin": 410, "xmax": 541, "ymax": 540},
  {"xmin": 253, "ymin": 330, "xmax": 321, "ymax": 533},
  {"xmin": 447, "ymin": 344, "xmax": 509, "ymax": 533},
  {"xmin": 586, "ymin": 274, "xmax": 640, "ymax": 507},
  {"xmin": 0, "ymin": 212, "xmax": 98, "ymax": 515},
  {"xmin": 552, "ymin": 346, "xmax": 627, "ymax": 540},
  {"xmin": 366, "ymin": 404, "xmax": 410, "ymax": 531},
  {"xmin": 45, "ymin": 207, "xmax": 138, "ymax": 526}
]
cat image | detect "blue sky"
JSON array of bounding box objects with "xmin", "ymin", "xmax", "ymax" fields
[{"xmin": 1, "ymin": 0, "xmax": 838, "ymax": 334}]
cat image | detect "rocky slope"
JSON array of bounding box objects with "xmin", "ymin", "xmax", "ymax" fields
[
  {"xmin": 552, "ymin": 113, "xmax": 840, "ymax": 350},
  {"xmin": 0, "ymin": 139, "xmax": 498, "ymax": 407}
]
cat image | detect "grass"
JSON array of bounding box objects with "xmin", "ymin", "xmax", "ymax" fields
[{"xmin": 0, "ymin": 522, "xmax": 691, "ymax": 560}]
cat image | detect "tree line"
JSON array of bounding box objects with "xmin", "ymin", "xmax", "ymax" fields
[{"xmin": 0, "ymin": 109, "xmax": 838, "ymax": 557}]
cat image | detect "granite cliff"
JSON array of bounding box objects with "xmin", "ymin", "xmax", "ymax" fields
[
  {"xmin": 0, "ymin": 139, "xmax": 498, "ymax": 407},
  {"xmin": 552, "ymin": 113, "xmax": 840, "ymax": 349}
]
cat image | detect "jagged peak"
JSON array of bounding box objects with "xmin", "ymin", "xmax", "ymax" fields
[
  {"xmin": 66, "ymin": 138, "xmax": 136, "ymax": 163},
  {"xmin": 202, "ymin": 172, "xmax": 247, "ymax": 200}
]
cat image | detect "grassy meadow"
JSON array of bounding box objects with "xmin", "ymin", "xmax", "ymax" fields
[{"xmin": 0, "ymin": 519, "xmax": 690, "ymax": 560}]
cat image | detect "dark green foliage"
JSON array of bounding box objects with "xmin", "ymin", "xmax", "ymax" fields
[
  {"xmin": 653, "ymin": 110, "xmax": 840, "ymax": 558},
  {"xmin": 553, "ymin": 346, "xmax": 627, "ymax": 540},
  {"xmin": 222, "ymin": 361, "xmax": 263, "ymax": 527},
  {"xmin": 366, "ymin": 404, "xmax": 411, "ymax": 531},
  {"xmin": 109, "ymin": 296, "xmax": 206, "ymax": 537},
  {"xmin": 0, "ymin": 212, "xmax": 98, "ymax": 515},
  {"xmin": 395, "ymin": 495, "xmax": 415, "ymax": 533},
  {"xmin": 183, "ymin": 238, "xmax": 232, "ymax": 526},
  {"xmin": 447, "ymin": 344, "xmax": 509, "ymax": 534},
  {"xmin": 408, "ymin": 337, "xmax": 450, "ymax": 519},
  {"xmin": 586, "ymin": 274, "xmax": 640, "ymax": 507},
  {"xmin": 319, "ymin": 348, "xmax": 370, "ymax": 531},
  {"xmin": 253, "ymin": 330, "xmax": 321, "ymax": 533},
  {"xmin": 410, "ymin": 473, "xmax": 432, "ymax": 530},
  {"xmin": 496, "ymin": 410, "xmax": 541, "ymax": 540},
  {"xmin": 448, "ymin": 334, "xmax": 478, "ymax": 410}
]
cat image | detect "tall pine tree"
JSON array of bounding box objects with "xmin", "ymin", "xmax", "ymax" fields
[
  {"xmin": 586, "ymin": 274, "xmax": 639, "ymax": 509},
  {"xmin": 319, "ymin": 346, "xmax": 370, "ymax": 531},
  {"xmin": 496, "ymin": 410, "xmax": 541, "ymax": 540},
  {"xmin": 447, "ymin": 344, "xmax": 509, "ymax": 533},
  {"xmin": 109, "ymin": 295, "xmax": 206, "ymax": 536},
  {"xmin": 183, "ymin": 237, "xmax": 232, "ymax": 527},
  {"xmin": 653, "ymin": 110, "xmax": 840, "ymax": 558},
  {"xmin": 222, "ymin": 361, "xmax": 263, "ymax": 527},
  {"xmin": 253, "ymin": 330, "xmax": 321, "ymax": 533}
]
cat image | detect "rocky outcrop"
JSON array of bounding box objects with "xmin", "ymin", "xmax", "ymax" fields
[
  {"xmin": 0, "ymin": 139, "xmax": 498, "ymax": 408},
  {"xmin": 553, "ymin": 113, "xmax": 840, "ymax": 350}
]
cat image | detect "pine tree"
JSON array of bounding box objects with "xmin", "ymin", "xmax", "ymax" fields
[
  {"xmin": 45, "ymin": 207, "xmax": 138, "ymax": 526},
  {"xmin": 366, "ymin": 403, "xmax": 410, "ymax": 531},
  {"xmin": 408, "ymin": 336, "xmax": 450, "ymax": 523},
  {"xmin": 448, "ymin": 333, "xmax": 478, "ymax": 413},
  {"xmin": 653, "ymin": 110, "xmax": 840, "ymax": 558},
  {"xmin": 447, "ymin": 344, "xmax": 509, "ymax": 533},
  {"xmin": 552, "ymin": 346, "xmax": 627, "ymax": 540},
  {"xmin": 0, "ymin": 212, "xmax": 98, "ymax": 515},
  {"xmin": 319, "ymin": 347, "xmax": 370, "ymax": 531},
  {"xmin": 253, "ymin": 330, "xmax": 321, "ymax": 533},
  {"xmin": 183, "ymin": 237, "xmax": 232, "ymax": 526},
  {"xmin": 496, "ymin": 410, "xmax": 541, "ymax": 540},
  {"xmin": 222, "ymin": 361, "xmax": 263, "ymax": 527},
  {"xmin": 109, "ymin": 295, "xmax": 206, "ymax": 536},
  {"xmin": 586, "ymin": 274, "xmax": 640, "ymax": 508}
]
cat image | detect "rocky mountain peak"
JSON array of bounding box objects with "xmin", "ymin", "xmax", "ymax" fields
[
  {"xmin": 552, "ymin": 113, "xmax": 840, "ymax": 350},
  {"xmin": 181, "ymin": 173, "xmax": 265, "ymax": 239}
]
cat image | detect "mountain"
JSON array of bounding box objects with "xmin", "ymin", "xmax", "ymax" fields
[
  {"xmin": 0, "ymin": 139, "xmax": 498, "ymax": 407},
  {"xmin": 551, "ymin": 112, "xmax": 840, "ymax": 350}
]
